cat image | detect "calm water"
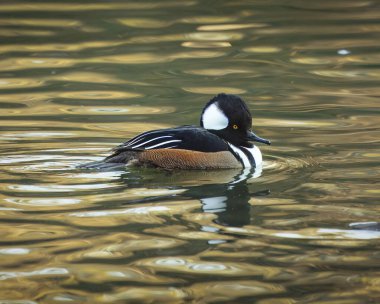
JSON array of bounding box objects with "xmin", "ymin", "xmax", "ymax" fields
[{"xmin": 1, "ymin": 0, "xmax": 380, "ymax": 303}]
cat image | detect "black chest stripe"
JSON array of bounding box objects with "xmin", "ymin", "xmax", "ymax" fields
[
  {"xmin": 240, "ymin": 147, "xmax": 256, "ymax": 167},
  {"xmin": 227, "ymin": 145, "xmax": 244, "ymax": 166}
]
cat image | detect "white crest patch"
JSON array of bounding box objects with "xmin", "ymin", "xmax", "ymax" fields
[{"xmin": 201, "ymin": 102, "xmax": 229, "ymax": 130}]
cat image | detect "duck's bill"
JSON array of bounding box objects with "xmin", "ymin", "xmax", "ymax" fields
[{"xmin": 247, "ymin": 131, "xmax": 271, "ymax": 145}]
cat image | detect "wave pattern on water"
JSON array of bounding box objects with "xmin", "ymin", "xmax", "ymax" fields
[{"xmin": 0, "ymin": 0, "xmax": 379, "ymax": 303}]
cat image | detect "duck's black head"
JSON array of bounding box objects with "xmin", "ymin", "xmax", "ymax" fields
[{"xmin": 200, "ymin": 93, "xmax": 271, "ymax": 147}]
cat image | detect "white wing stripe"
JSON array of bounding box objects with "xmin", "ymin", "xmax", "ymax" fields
[
  {"xmin": 125, "ymin": 130, "xmax": 161, "ymax": 146},
  {"xmin": 126, "ymin": 134, "xmax": 151, "ymax": 147},
  {"xmin": 124, "ymin": 130, "xmax": 172, "ymax": 147},
  {"xmin": 163, "ymin": 146, "xmax": 178, "ymax": 149},
  {"xmin": 131, "ymin": 135, "xmax": 173, "ymax": 148},
  {"xmin": 144, "ymin": 140, "xmax": 182, "ymax": 150}
]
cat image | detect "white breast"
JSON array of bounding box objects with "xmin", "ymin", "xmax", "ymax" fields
[
  {"xmin": 228, "ymin": 143, "xmax": 262, "ymax": 168},
  {"xmin": 247, "ymin": 145, "xmax": 263, "ymax": 166}
]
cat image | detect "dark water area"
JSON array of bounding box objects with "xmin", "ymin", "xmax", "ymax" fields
[{"xmin": 0, "ymin": 0, "xmax": 380, "ymax": 303}]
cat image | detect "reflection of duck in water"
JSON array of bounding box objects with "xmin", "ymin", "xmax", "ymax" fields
[
  {"xmin": 121, "ymin": 167, "xmax": 269, "ymax": 227},
  {"xmin": 195, "ymin": 169, "xmax": 270, "ymax": 227},
  {"xmin": 81, "ymin": 93, "xmax": 270, "ymax": 170}
]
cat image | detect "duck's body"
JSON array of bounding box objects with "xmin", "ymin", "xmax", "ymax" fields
[
  {"xmin": 83, "ymin": 94, "xmax": 270, "ymax": 170},
  {"xmin": 101, "ymin": 125, "xmax": 263, "ymax": 169}
]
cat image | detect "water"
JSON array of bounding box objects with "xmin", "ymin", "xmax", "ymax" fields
[{"xmin": 1, "ymin": 0, "xmax": 380, "ymax": 303}]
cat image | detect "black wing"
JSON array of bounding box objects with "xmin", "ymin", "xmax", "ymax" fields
[{"xmin": 114, "ymin": 126, "xmax": 229, "ymax": 153}]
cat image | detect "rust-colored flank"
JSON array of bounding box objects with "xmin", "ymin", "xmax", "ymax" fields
[{"xmin": 139, "ymin": 149, "xmax": 242, "ymax": 169}]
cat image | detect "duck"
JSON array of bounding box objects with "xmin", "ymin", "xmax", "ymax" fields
[{"xmin": 82, "ymin": 93, "xmax": 270, "ymax": 170}]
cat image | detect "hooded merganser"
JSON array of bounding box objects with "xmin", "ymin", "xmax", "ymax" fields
[{"xmin": 83, "ymin": 93, "xmax": 271, "ymax": 170}]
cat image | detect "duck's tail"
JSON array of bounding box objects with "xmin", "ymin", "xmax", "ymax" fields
[{"xmin": 78, "ymin": 150, "xmax": 139, "ymax": 170}]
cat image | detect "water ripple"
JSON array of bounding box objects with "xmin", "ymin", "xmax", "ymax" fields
[
  {"xmin": 0, "ymin": 1, "xmax": 379, "ymax": 302},
  {"xmin": 197, "ymin": 23, "xmax": 268, "ymax": 31},
  {"xmin": 135, "ymin": 256, "xmax": 280, "ymax": 277},
  {"xmin": 0, "ymin": 267, "xmax": 69, "ymax": 281}
]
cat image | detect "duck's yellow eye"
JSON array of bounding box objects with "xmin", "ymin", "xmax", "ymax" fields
[{"xmin": 233, "ymin": 124, "xmax": 238, "ymax": 130}]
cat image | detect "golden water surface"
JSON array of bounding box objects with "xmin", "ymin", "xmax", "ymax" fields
[{"xmin": 0, "ymin": 0, "xmax": 379, "ymax": 303}]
